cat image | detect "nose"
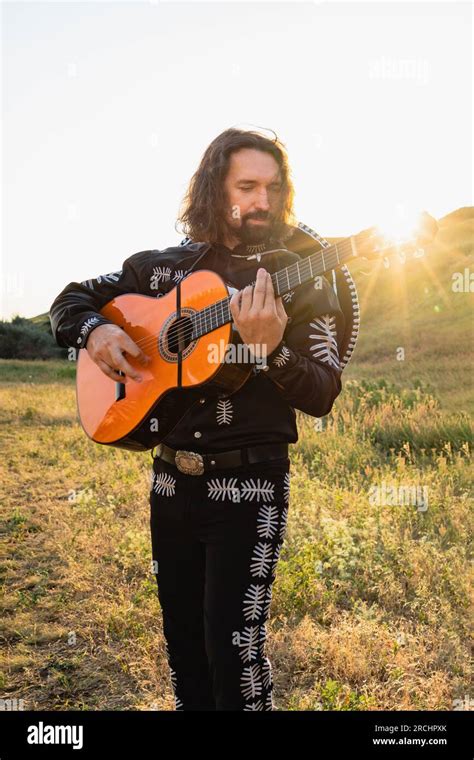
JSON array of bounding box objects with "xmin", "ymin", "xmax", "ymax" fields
[{"xmin": 254, "ymin": 189, "xmax": 270, "ymax": 212}]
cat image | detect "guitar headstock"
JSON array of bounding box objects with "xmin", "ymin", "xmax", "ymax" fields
[{"xmin": 355, "ymin": 211, "xmax": 438, "ymax": 266}]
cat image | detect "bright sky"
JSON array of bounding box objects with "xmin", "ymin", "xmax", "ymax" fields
[{"xmin": 1, "ymin": 1, "xmax": 472, "ymax": 320}]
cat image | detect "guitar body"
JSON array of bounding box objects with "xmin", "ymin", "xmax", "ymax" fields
[{"xmin": 76, "ymin": 270, "xmax": 252, "ymax": 451}]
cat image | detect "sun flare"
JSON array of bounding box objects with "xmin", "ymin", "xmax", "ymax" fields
[{"xmin": 373, "ymin": 204, "xmax": 425, "ymax": 244}]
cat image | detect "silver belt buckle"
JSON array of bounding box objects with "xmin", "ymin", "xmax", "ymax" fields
[{"xmin": 175, "ymin": 450, "xmax": 205, "ymax": 476}]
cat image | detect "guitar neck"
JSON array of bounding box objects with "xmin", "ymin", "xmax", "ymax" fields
[{"xmin": 191, "ymin": 227, "xmax": 372, "ymax": 340}]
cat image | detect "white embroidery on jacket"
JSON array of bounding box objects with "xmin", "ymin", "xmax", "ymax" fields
[
  {"xmin": 150, "ymin": 266, "xmax": 171, "ymax": 289},
  {"xmin": 309, "ymin": 314, "xmax": 340, "ymax": 369},
  {"xmin": 81, "ymin": 270, "xmax": 123, "ymax": 289},
  {"xmin": 272, "ymin": 345, "xmax": 291, "ymax": 368},
  {"xmin": 78, "ymin": 316, "xmax": 100, "ymax": 343},
  {"xmin": 216, "ymin": 398, "xmax": 233, "ymax": 425}
]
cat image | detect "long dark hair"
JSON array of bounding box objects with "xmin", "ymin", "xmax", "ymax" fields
[{"xmin": 176, "ymin": 127, "xmax": 297, "ymax": 244}]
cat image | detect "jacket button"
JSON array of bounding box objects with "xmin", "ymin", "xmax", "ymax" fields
[
  {"xmin": 194, "ymin": 431, "xmax": 202, "ymax": 438},
  {"xmin": 199, "ymin": 398, "xmax": 205, "ymax": 404}
]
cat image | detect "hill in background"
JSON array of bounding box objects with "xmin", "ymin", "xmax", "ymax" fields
[{"xmin": 327, "ymin": 207, "xmax": 473, "ymax": 413}]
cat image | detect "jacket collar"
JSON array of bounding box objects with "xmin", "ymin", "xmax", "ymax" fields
[{"xmin": 212, "ymin": 239, "xmax": 291, "ymax": 262}]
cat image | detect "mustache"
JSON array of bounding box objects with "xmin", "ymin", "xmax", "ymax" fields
[{"xmin": 245, "ymin": 214, "xmax": 271, "ymax": 222}]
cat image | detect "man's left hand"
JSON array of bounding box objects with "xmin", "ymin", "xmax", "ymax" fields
[{"xmin": 229, "ymin": 267, "xmax": 288, "ymax": 361}]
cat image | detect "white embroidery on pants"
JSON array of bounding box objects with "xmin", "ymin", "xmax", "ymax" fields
[
  {"xmin": 241, "ymin": 663, "xmax": 263, "ymax": 700},
  {"xmin": 231, "ymin": 625, "xmax": 260, "ymax": 663},
  {"xmin": 153, "ymin": 472, "xmax": 176, "ymax": 497},
  {"xmin": 243, "ymin": 584, "xmax": 267, "ymax": 621},
  {"xmin": 262, "ymin": 657, "xmax": 273, "ymax": 690},
  {"xmin": 163, "ymin": 639, "xmax": 183, "ymax": 710},
  {"xmin": 240, "ymin": 478, "xmax": 275, "ymax": 502},
  {"xmin": 256, "ymin": 504, "xmax": 280, "ymax": 539},
  {"xmin": 207, "ymin": 477, "xmax": 239, "ymax": 501},
  {"xmin": 283, "ymin": 472, "xmax": 291, "ymax": 505},
  {"xmin": 244, "ymin": 700, "xmax": 264, "ymax": 711},
  {"xmin": 229, "ymin": 471, "xmax": 289, "ymax": 710},
  {"xmin": 250, "ymin": 542, "xmax": 274, "ymax": 577},
  {"xmin": 263, "ymin": 584, "xmax": 273, "ymax": 619},
  {"xmin": 279, "ymin": 505, "xmax": 289, "ymax": 541}
]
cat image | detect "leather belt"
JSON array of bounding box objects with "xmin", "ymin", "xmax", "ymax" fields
[{"xmin": 152, "ymin": 441, "xmax": 289, "ymax": 476}]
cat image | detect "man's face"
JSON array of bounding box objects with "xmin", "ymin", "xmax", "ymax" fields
[{"xmin": 221, "ymin": 148, "xmax": 284, "ymax": 246}]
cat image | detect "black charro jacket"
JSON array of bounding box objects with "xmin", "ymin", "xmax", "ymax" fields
[{"xmin": 49, "ymin": 239, "xmax": 345, "ymax": 452}]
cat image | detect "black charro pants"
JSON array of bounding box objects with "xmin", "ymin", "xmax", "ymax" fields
[{"xmin": 149, "ymin": 450, "xmax": 291, "ymax": 711}]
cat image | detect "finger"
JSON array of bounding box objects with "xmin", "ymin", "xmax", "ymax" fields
[
  {"xmin": 120, "ymin": 333, "xmax": 151, "ymax": 364},
  {"xmin": 96, "ymin": 358, "xmax": 128, "ymax": 383},
  {"xmin": 263, "ymin": 271, "xmax": 276, "ymax": 312},
  {"xmin": 109, "ymin": 348, "xmax": 143, "ymax": 382},
  {"xmin": 275, "ymin": 296, "xmax": 288, "ymax": 322},
  {"xmin": 239, "ymin": 284, "xmax": 254, "ymax": 317},
  {"xmin": 229, "ymin": 290, "xmax": 241, "ymax": 318},
  {"xmin": 249, "ymin": 268, "xmax": 268, "ymax": 313}
]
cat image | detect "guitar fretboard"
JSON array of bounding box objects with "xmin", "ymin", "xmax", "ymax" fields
[{"xmin": 189, "ymin": 228, "xmax": 371, "ymax": 340}]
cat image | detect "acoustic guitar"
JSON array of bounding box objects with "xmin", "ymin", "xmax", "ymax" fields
[{"xmin": 76, "ymin": 212, "xmax": 438, "ymax": 451}]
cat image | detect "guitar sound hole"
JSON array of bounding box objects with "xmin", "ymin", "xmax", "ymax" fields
[{"xmin": 167, "ymin": 316, "xmax": 194, "ymax": 355}]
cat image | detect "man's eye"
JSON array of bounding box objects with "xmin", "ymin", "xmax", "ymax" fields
[{"xmin": 240, "ymin": 186, "xmax": 281, "ymax": 192}]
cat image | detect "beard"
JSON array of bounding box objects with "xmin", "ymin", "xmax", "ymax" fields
[{"xmin": 224, "ymin": 213, "xmax": 279, "ymax": 246}]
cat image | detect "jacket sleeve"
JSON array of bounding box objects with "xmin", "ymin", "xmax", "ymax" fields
[
  {"xmin": 48, "ymin": 250, "xmax": 153, "ymax": 349},
  {"xmin": 261, "ymin": 275, "xmax": 345, "ymax": 417}
]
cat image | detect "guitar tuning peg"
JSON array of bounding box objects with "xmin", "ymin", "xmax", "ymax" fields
[
  {"xmin": 414, "ymin": 247, "xmax": 425, "ymax": 258},
  {"xmin": 383, "ymin": 257, "xmax": 390, "ymax": 268}
]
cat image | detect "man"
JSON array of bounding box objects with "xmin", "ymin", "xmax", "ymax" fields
[{"xmin": 49, "ymin": 127, "xmax": 346, "ymax": 711}]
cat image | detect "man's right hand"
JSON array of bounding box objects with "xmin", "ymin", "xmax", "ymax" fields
[{"xmin": 85, "ymin": 323, "xmax": 151, "ymax": 383}]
